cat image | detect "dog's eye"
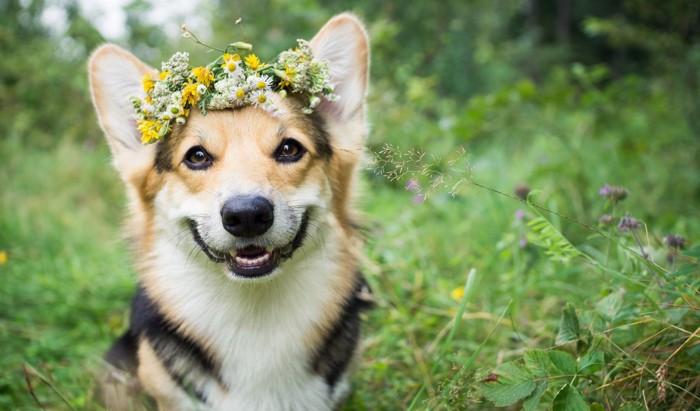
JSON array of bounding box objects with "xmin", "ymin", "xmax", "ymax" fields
[
  {"xmin": 274, "ymin": 138, "xmax": 306, "ymax": 163},
  {"xmin": 183, "ymin": 146, "xmax": 213, "ymax": 170}
]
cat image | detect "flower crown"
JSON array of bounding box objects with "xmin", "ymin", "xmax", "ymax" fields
[{"xmin": 131, "ymin": 38, "xmax": 338, "ymax": 144}]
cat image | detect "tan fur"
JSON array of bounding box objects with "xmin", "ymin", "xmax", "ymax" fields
[
  {"xmin": 311, "ymin": 15, "xmax": 370, "ymax": 235},
  {"xmin": 90, "ymin": 13, "xmax": 371, "ymax": 411}
]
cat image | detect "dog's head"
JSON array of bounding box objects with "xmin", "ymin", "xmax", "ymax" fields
[{"xmin": 89, "ymin": 14, "xmax": 369, "ymax": 281}]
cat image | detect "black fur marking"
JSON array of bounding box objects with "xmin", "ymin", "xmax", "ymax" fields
[
  {"xmin": 312, "ymin": 273, "xmax": 373, "ymax": 391},
  {"xmin": 153, "ymin": 125, "xmax": 187, "ymax": 172},
  {"xmin": 285, "ymin": 98, "xmax": 333, "ymax": 161},
  {"xmin": 104, "ymin": 328, "xmax": 139, "ymax": 374},
  {"xmin": 129, "ymin": 287, "xmax": 223, "ymax": 403},
  {"xmin": 305, "ymin": 111, "xmax": 333, "ymax": 160},
  {"xmin": 286, "ymin": 210, "xmax": 310, "ymax": 257}
]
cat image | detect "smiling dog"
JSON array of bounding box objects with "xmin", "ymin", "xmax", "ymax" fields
[{"xmin": 89, "ymin": 13, "xmax": 371, "ymax": 411}]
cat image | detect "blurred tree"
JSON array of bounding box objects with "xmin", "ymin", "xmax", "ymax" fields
[
  {"xmin": 1, "ymin": 0, "xmax": 104, "ymax": 148},
  {"xmin": 124, "ymin": 0, "xmax": 169, "ymax": 61},
  {"xmin": 582, "ymin": 0, "xmax": 700, "ymax": 132},
  {"xmin": 321, "ymin": 0, "xmax": 524, "ymax": 97},
  {"xmin": 201, "ymin": 0, "xmax": 327, "ymax": 59}
]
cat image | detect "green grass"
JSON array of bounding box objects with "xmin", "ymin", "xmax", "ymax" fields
[
  {"xmin": 0, "ymin": 140, "xmax": 136, "ymax": 409},
  {"xmin": 1, "ymin": 86, "xmax": 698, "ymax": 410},
  {"xmin": 2, "ymin": 1, "xmax": 699, "ymax": 408}
]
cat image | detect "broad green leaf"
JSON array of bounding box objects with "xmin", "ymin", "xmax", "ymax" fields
[
  {"xmin": 578, "ymin": 350, "xmax": 605, "ymax": 374},
  {"xmin": 523, "ymin": 380, "xmax": 548, "ymax": 411},
  {"xmin": 556, "ymin": 304, "xmax": 581, "ymax": 345},
  {"xmin": 524, "ymin": 349, "xmax": 552, "ymax": 377},
  {"xmin": 536, "ymin": 378, "xmax": 569, "ymax": 411},
  {"xmin": 548, "ymin": 350, "xmax": 576, "ymax": 375},
  {"xmin": 553, "ymin": 384, "xmax": 590, "ymax": 411},
  {"xmin": 595, "ymin": 292, "xmax": 623, "ymax": 322},
  {"xmin": 481, "ymin": 362, "xmax": 537, "ymax": 407}
]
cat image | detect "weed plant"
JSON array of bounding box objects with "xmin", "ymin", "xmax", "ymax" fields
[
  {"xmin": 2, "ymin": 62, "xmax": 698, "ymax": 410},
  {"xmin": 346, "ymin": 139, "xmax": 698, "ymax": 410}
]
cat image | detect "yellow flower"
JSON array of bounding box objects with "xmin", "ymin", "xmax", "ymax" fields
[
  {"xmin": 223, "ymin": 53, "xmax": 241, "ymax": 63},
  {"xmin": 158, "ymin": 71, "xmax": 171, "ymax": 81},
  {"xmin": 191, "ymin": 66, "xmax": 213, "ymax": 86},
  {"xmin": 0, "ymin": 250, "xmax": 7, "ymax": 265},
  {"xmin": 137, "ymin": 120, "xmax": 160, "ymax": 144},
  {"xmin": 277, "ymin": 66, "xmax": 295, "ymax": 88},
  {"xmin": 222, "ymin": 54, "xmax": 243, "ymax": 73},
  {"xmin": 236, "ymin": 89, "xmax": 245, "ymax": 99},
  {"xmin": 245, "ymin": 54, "xmax": 262, "ymax": 70},
  {"xmin": 142, "ymin": 74, "xmax": 155, "ymax": 93},
  {"xmin": 181, "ymin": 82, "xmax": 200, "ymax": 107},
  {"xmin": 450, "ymin": 286, "xmax": 465, "ymax": 302}
]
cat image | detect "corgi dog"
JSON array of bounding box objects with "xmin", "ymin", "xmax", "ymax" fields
[{"xmin": 88, "ymin": 13, "xmax": 372, "ymax": 411}]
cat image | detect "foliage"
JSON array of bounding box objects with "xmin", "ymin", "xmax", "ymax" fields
[
  {"xmin": 477, "ymin": 208, "xmax": 700, "ymax": 410},
  {"xmin": 1, "ymin": 0, "xmax": 699, "ymax": 410},
  {"xmin": 1, "ymin": 0, "xmax": 104, "ymax": 149},
  {"xmin": 0, "ymin": 139, "xmax": 132, "ymax": 409},
  {"xmin": 361, "ymin": 138, "xmax": 698, "ymax": 410}
]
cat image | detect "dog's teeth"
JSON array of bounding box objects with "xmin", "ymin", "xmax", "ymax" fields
[{"xmin": 234, "ymin": 252, "xmax": 271, "ymax": 267}]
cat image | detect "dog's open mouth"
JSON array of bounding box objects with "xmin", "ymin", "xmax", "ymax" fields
[
  {"xmin": 187, "ymin": 212, "xmax": 309, "ymax": 279},
  {"xmin": 226, "ymin": 246, "xmax": 280, "ymax": 277}
]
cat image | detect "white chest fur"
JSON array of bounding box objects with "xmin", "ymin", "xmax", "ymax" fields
[{"xmin": 142, "ymin": 223, "xmax": 352, "ymax": 411}]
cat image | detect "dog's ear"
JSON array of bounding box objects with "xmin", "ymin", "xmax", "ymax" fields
[
  {"xmin": 310, "ymin": 13, "xmax": 370, "ymax": 132},
  {"xmin": 89, "ymin": 44, "xmax": 156, "ymax": 178}
]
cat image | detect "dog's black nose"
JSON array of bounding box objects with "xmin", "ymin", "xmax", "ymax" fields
[{"xmin": 221, "ymin": 196, "xmax": 274, "ymax": 238}]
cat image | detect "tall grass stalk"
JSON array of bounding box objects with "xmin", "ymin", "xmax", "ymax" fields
[{"xmin": 407, "ymin": 268, "xmax": 476, "ymax": 410}]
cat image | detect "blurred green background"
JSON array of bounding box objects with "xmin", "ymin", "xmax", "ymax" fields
[{"xmin": 1, "ymin": 0, "xmax": 699, "ymax": 409}]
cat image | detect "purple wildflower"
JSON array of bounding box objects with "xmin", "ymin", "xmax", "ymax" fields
[
  {"xmin": 514, "ymin": 183, "xmax": 531, "ymax": 201},
  {"xmin": 599, "ymin": 183, "xmax": 629, "ymax": 203},
  {"xmin": 618, "ymin": 215, "xmax": 641, "ymax": 232},
  {"xmin": 405, "ymin": 179, "xmax": 421, "ymax": 193},
  {"xmin": 664, "ymin": 234, "xmax": 687, "ymax": 265},
  {"xmin": 599, "ymin": 214, "xmax": 614, "ymax": 227},
  {"xmin": 664, "ymin": 234, "xmax": 686, "ymax": 250}
]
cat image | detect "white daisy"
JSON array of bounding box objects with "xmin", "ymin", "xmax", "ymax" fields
[
  {"xmin": 247, "ymin": 74, "xmax": 273, "ymax": 91},
  {"xmin": 229, "ymin": 84, "xmax": 247, "ymax": 105},
  {"xmin": 223, "ymin": 59, "xmax": 243, "ymax": 79},
  {"xmin": 161, "ymin": 104, "xmax": 184, "ymax": 121}
]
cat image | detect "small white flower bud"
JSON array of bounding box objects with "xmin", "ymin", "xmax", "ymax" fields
[
  {"xmin": 230, "ymin": 42, "xmax": 253, "ymax": 51},
  {"xmin": 309, "ymin": 96, "xmax": 321, "ymax": 108}
]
